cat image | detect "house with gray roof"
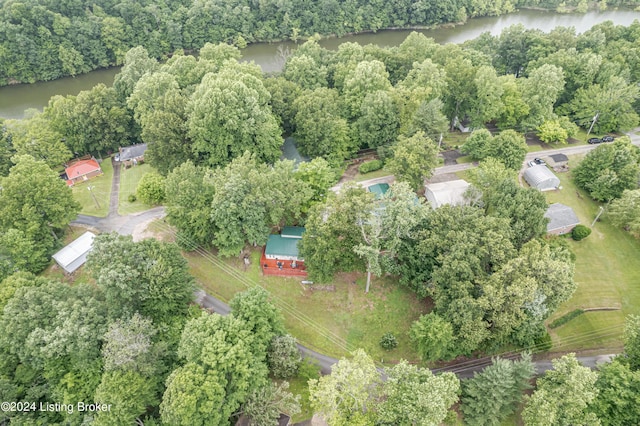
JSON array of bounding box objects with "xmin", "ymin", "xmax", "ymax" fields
[
  {"xmin": 545, "ymin": 203, "xmax": 580, "ymax": 235},
  {"xmin": 116, "ymin": 143, "xmax": 148, "ymax": 163}
]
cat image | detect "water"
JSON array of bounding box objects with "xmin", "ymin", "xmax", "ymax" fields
[{"xmin": 1, "ymin": 9, "xmax": 638, "ymax": 119}]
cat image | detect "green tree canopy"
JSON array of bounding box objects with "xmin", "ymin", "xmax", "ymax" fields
[
  {"xmin": 573, "ymin": 137, "xmax": 640, "ymax": 201},
  {"xmin": 386, "ymin": 131, "xmax": 438, "ymax": 190},
  {"xmin": 0, "ymin": 155, "xmax": 80, "ymax": 273},
  {"xmin": 209, "ymin": 153, "xmax": 311, "ymax": 256},
  {"xmin": 522, "ymin": 354, "xmax": 600, "ymax": 426},
  {"xmin": 308, "ymin": 349, "xmax": 380, "ymax": 425},
  {"xmin": 461, "ymin": 354, "xmax": 535, "ymax": 425},
  {"xmin": 293, "ymin": 87, "xmax": 355, "ymax": 163},
  {"xmin": 164, "ymin": 161, "xmax": 216, "ymax": 249},
  {"xmin": 607, "ymin": 189, "xmax": 640, "ymax": 238},
  {"xmin": 86, "ymin": 233, "xmax": 194, "ymax": 323},
  {"xmin": 379, "ymin": 360, "xmax": 460, "ymax": 426},
  {"xmin": 187, "ymin": 66, "xmax": 282, "ymax": 167},
  {"xmin": 299, "ymin": 183, "xmax": 373, "ymax": 282}
]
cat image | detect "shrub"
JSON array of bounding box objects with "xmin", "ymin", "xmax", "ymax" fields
[
  {"xmin": 267, "ymin": 334, "xmax": 302, "ymax": 379},
  {"xmin": 359, "ymin": 159, "xmax": 383, "ymax": 174},
  {"xmin": 549, "ymin": 309, "xmax": 585, "ymax": 329},
  {"xmin": 572, "ymin": 224, "xmax": 592, "ymax": 241},
  {"xmin": 379, "ymin": 332, "xmax": 398, "ymax": 350},
  {"xmin": 136, "ymin": 172, "xmax": 165, "ymax": 205},
  {"xmin": 127, "ymin": 194, "xmax": 137, "ymax": 202}
]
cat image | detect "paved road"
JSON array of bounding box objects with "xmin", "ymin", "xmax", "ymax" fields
[
  {"xmin": 75, "ymin": 133, "xmax": 639, "ymax": 378},
  {"xmin": 331, "ymin": 128, "xmax": 640, "ymax": 192}
]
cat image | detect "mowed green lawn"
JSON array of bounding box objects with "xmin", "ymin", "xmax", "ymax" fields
[
  {"xmin": 118, "ymin": 163, "xmax": 155, "ymax": 215},
  {"xmin": 71, "ymin": 158, "xmax": 113, "ymax": 217},
  {"xmin": 545, "ymin": 156, "xmax": 640, "ymax": 353},
  {"xmin": 185, "ymin": 247, "xmax": 427, "ymax": 363}
]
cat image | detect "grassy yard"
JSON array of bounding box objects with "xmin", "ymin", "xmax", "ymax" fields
[
  {"xmin": 353, "ymin": 167, "xmax": 392, "ymax": 182},
  {"xmin": 544, "ymin": 156, "xmax": 640, "ymax": 353},
  {"xmin": 185, "ymin": 247, "xmax": 427, "ymax": 363},
  {"xmin": 71, "ymin": 159, "xmax": 113, "ymax": 217},
  {"xmin": 118, "ymin": 163, "xmax": 155, "ymax": 215}
]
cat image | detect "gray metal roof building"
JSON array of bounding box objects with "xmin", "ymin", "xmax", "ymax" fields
[
  {"xmin": 118, "ymin": 143, "xmax": 148, "ymax": 162},
  {"xmin": 545, "ymin": 203, "xmax": 580, "ymax": 235},
  {"xmin": 52, "ymin": 231, "xmax": 96, "ymax": 273},
  {"xmin": 523, "ymin": 165, "xmax": 561, "ymax": 191}
]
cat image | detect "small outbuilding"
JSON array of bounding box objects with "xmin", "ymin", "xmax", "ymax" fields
[
  {"xmin": 52, "ymin": 231, "xmax": 96, "ymax": 273},
  {"xmin": 65, "ymin": 158, "xmax": 103, "ymax": 186},
  {"xmin": 545, "ymin": 203, "xmax": 580, "ymax": 235},
  {"xmin": 523, "ymin": 165, "xmax": 561, "ymax": 191},
  {"xmin": 424, "ymin": 179, "xmax": 471, "ymax": 209},
  {"xmin": 545, "ymin": 153, "xmax": 570, "ymax": 172}
]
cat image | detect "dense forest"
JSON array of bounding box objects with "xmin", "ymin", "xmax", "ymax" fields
[
  {"xmin": 1, "ymin": 0, "xmax": 640, "ymax": 85},
  {"xmin": 1, "ymin": 6, "xmax": 640, "ymax": 423}
]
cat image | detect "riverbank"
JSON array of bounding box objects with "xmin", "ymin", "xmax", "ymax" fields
[{"xmin": 2, "ymin": 8, "xmax": 640, "ymax": 119}]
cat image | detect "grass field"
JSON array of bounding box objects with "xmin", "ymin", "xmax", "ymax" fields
[
  {"xmin": 544, "ymin": 156, "xmax": 640, "ymax": 353},
  {"xmin": 353, "ymin": 167, "xmax": 391, "ymax": 182},
  {"xmin": 185, "ymin": 247, "xmax": 427, "ymax": 363},
  {"xmin": 71, "ymin": 159, "xmax": 113, "ymax": 217},
  {"xmin": 118, "ymin": 163, "xmax": 154, "ymax": 215}
]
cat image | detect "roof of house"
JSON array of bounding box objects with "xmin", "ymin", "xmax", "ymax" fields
[
  {"xmin": 424, "ymin": 179, "xmax": 471, "ymax": 208},
  {"xmin": 119, "ymin": 143, "xmax": 148, "ymax": 161},
  {"xmin": 52, "ymin": 232, "xmax": 96, "ymax": 273},
  {"xmin": 544, "ymin": 203, "xmax": 580, "ymax": 232},
  {"xmin": 523, "ymin": 165, "xmax": 560, "ymax": 189},
  {"xmin": 65, "ymin": 159, "xmax": 101, "ymax": 178},
  {"xmin": 265, "ymin": 234, "xmax": 302, "ymax": 258},
  {"xmin": 549, "ymin": 153, "xmax": 569, "ymax": 163},
  {"xmin": 281, "ymin": 226, "xmax": 305, "ymax": 239},
  {"xmin": 367, "ymin": 183, "xmax": 390, "ymax": 199}
]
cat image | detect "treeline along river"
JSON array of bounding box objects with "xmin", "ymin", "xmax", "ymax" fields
[{"xmin": 0, "ymin": 8, "xmax": 639, "ymax": 119}]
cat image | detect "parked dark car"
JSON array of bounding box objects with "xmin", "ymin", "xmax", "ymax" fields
[
  {"xmin": 588, "ymin": 137, "xmax": 602, "ymax": 144},
  {"xmin": 533, "ymin": 158, "xmax": 546, "ymax": 166},
  {"xmin": 602, "ymin": 136, "xmax": 614, "ymax": 142}
]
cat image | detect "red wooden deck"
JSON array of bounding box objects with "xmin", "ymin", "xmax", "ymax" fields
[{"xmin": 260, "ymin": 251, "xmax": 307, "ymax": 277}]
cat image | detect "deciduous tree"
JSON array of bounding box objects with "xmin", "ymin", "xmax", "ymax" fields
[
  {"xmin": 0, "ymin": 155, "xmax": 80, "ymax": 273},
  {"xmin": 410, "ymin": 313, "xmax": 455, "ymax": 362},
  {"xmin": 267, "ymin": 335, "xmax": 302, "ymax": 379},
  {"xmin": 242, "ymin": 381, "xmax": 301, "ymax": 425},
  {"xmin": 164, "ymin": 161, "xmax": 216, "ymax": 249},
  {"xmin": 308, "ymin": 349, "xmax": 380, "ymax": 425},
  {"xmin": 293, "ymin": 88, "xmax": 355, "ymax": 163},
  {"xmin": 187, "ymin": 67, "xmax": 282, "ymax": 167},
  {"xmin": 299, "ymin": 183, "xmax": 372, "ymax": 282},
  {"xmin": 379, "ymin": 361, "xmax": 459, "ymax": 426},
  {"xmin": 522, "ymin": 354, "xmax": 601, "ymax": 426},
  {"xmin": 607, "ymin": 189, "xmax": 640, "ymax": 237},
  {"xmin": 573, "ymin": 137, "xmax": 640, "ymax": 201},
  {"xmin": 386, "ymin": 131, "xmax": 438, "ymax": 190}
]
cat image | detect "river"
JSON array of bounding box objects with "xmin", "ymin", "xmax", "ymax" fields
[{"xmin": 0, "ymin": 8, "xmax": 638, "ymax": 119}]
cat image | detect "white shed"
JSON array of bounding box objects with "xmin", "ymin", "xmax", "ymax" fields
[
  {"xmin": 523, "ymin": 165, "xmax": 560, "ymax": 191},
  {"xmin": 52, "ymin": 231, "xmax": 96, "ymax": 273},
  {"xmin": 424, "ymin": 179, "xmax": 471, "ymax": 208}
]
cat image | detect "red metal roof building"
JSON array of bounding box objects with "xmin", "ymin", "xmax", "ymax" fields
[{"xmin": 65, "ymin": 158, "xmax": 103, "ymax": 186}]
